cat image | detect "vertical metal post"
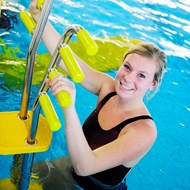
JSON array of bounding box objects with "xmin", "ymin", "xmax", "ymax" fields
[
  {"xmin": 19, "ymin": 0, "xmax": 54, "ymax": 119},
  {"xmin": 18, "ymin": 0, "xmax": 54, "ymax": 190},
  {"xmin": 19, "ymin": 154, "xmax": 35, "ymax": 190}
]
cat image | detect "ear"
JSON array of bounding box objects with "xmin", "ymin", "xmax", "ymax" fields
[{"xmin": 149, "ymin": 81, "xmax": 157, "ymax": 90}]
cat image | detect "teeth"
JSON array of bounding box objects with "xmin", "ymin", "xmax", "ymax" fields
[
  {"xmin": 121, "ymin": 82, "xmax": 133, "ymax": 90},
  {"xmin": 123, "ymin": 85, "xmax": 132, "ymax": 90}
]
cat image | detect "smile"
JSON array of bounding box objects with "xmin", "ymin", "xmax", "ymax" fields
[{"xmin": 120, "ymin": 81, "xmax": 134, "ymax": 91}]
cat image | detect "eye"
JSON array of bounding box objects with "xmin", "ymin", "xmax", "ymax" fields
[
  {"xmin": 138, "ymin": 73, "xmax": 146, "ymax": 79},
  {"xmin": 123, "ymin": 64, "xmax": 130, "ymax": 71}
]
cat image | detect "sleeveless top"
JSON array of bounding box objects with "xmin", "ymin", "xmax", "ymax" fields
[{"xmin": 74, "ymin": 92, "xmax": 153, "ymax": 186}]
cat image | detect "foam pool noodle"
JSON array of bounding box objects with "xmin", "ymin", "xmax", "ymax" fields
[
  {"xmin": 39, "ymin": 92, "xmax": 61, "ymax": 131},
  {"xmin": 59, "ymin": 45, "xmax": 84, "ymax": 83},
  {"xmin": 76, "ymin": 29, "xmax": 98, "ymax": 56}
]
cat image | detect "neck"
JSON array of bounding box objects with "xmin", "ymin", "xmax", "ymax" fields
[{"xmin": 115, "ymin": 96, "xmax": 144, "ymax": 112}]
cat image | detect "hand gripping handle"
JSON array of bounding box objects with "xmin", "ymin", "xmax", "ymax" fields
[
  {"xmin": 48, "ymin": 68, "xmax": 72, "ymax": 108},
  {"xmin": 39, "ymin": 92, "xmax": 61, "ymax": 131}
]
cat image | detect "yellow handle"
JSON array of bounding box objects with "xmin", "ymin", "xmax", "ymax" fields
[
  {"xmin": 48, "ymin": 69, "xmax": 72, "ymax": 108},
  {"xmin": 76, "ymin": 29, "xmax": 98, "ymax": 56},
  {"xmin": 39, "ymin": 92, "xmax": 61, "ymax": 131},
  {"xmin": 59, "ymin": 45, "xmax": 84, "ymax": 83},
  {"xmin": 20, "ymin": 11, "xmax": 36, "ymax": 34},
  {"xmin": 37, "ymin": 0, "xmax": 45, "ymax": 10}
]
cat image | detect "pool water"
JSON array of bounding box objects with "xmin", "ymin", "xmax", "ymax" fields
[{"xmin": 0, "ymin": 0, "xmax": 190, "ymax": 190}]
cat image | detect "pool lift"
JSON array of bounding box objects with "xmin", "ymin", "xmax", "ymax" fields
[{"xmin": 0, "ymin": 0, "xmax": 98, "ymax": 189}]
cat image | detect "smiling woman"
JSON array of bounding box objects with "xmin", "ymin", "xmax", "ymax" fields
[
  {"xmin": 29, "ymin": 0, "xmax": 167, "ymax": 186},
  {"xmin": 33, "ymin": 40, "xmax": 166, "ymax": 189}
]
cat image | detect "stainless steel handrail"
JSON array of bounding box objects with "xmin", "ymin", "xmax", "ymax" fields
[
  {"xmin": 28, "ymin": 25, "xmax": 83, "ymax": 144},
  {"xmin": 18, "ymin": 1, "xmax": 54, "ymax": 190},
  {"xmin": 19, "ymin": 0, "xmax": 54, "ymax": 120},
  {"xmin": 33, "ymin": 25, "xmax": 82, "ymax": 108}
]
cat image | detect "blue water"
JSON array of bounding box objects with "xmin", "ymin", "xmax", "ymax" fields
[{"xmin": 0, "ymin": 0, "xmax": 190, "ymax": 189}]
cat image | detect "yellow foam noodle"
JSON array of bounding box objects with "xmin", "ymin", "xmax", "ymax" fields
[
  {"xmin": 0, "ymin": 111, "xmax": 52, "ymax": 155},
  {"xmin": 39, "ymin": 92, "xmax": 61, "ymax": 131},
  {"xmin": 76, "ymin": 29, "xmax": 98, "ymax": 56},
  {"xmin": 37, "ymin": 0, "xmax": 45, "ymax": 10},
  {"xmin": 20, "ymin": 11, "xmax": 36, "ymax": 34},
  {"xmin": 59, "ymin": 45, "xmax": 84, "ymax": 83}
]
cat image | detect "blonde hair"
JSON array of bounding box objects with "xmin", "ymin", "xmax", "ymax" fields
[{"xmin": 123, "ymin": 42, "xmax": 166, "ymax": 98}]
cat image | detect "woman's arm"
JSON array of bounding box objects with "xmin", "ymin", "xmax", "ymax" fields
[
  {"xmin": 29, "ymin": 0, "xmax": 115, "ymax": 98},
  {"xmin": 64, "ymin": 103, "xmax": 157, "ymax": 176}
]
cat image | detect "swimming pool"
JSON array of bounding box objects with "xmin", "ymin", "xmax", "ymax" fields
[{"xmin": 0, "ymin": 0, "xmax": 190, "ymax": 189}]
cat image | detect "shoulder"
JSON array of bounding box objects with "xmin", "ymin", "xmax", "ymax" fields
[
  {"xmin": 96, "ymin": 76, "xmax": 116, "ymax": 104},
  {"xmin": 120, "ymin": 119, "xmax": 157, "ymax": 167},
  {"xmin": 121, "ymin": 118, "xmax": 157, "ymax": 146}
]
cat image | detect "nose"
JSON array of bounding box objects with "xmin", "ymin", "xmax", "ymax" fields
[{"xmin": 123, "ymin": 71, "xmax": 135, "ymax": 83}]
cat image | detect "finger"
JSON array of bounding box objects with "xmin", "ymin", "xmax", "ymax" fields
[
  {"xmin": 30, "ymin": 0, "xmax": 37, "ymax": 7},
  {"xmin": 50, "ymin": 77, "xmax": 67, "ymax": 93},
  {"xmin": 29, "ymin": 0, "xmax": 39, "ymax": 13},
  {"xmin": 45, "ymin": 78, "xmax": 51, "ymax": 87},
  {"xmin": 50, "ymin": 73, "xmax": 67, "ymax": 86},
  {"xmin": 51, "ymin": 79, "xmax": 75, "ymax": 96}
]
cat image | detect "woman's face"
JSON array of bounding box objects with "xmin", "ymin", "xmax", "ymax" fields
[{"xmin": 115, "ymin": 53, "xmax": 157, "ymax": 100}]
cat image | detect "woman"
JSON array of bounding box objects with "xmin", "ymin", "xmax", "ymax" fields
[{"xmin": 30, "ymin": 1, "xmax": 166, "ymax": 189}]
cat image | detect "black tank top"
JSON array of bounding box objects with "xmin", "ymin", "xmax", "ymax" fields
[{"xmin": 77, "ymin": 92, "xmax": 153, "ymax": 186}]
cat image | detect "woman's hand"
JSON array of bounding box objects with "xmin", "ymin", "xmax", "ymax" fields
[
  {"xmin": 46, "ymin": 73, "xmax": 76, "ymax": 107},
  {"xmin": 29, "ymin": 0, "xmax": 41, "ymax": 22}
]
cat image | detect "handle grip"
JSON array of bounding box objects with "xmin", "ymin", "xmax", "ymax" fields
[
  {"xmin": 76, "ymin": 29, "xmax": 98, "ymax": 56},
  {"xmin": 59, "ymin": 45, "xmax": 84, "ymax": 83},
  {"xmin": 48, "ymin": 69, "xmax": 72, "ymax": 108},
  {"xmin": 39, "ymin": 92, "xmax": 61, "ymax": 131},
  {"xmin": 20, "ymin": 11, "xmax": 36, "ymax": 34},
  {"xmin": 37, "ymin": 0, "xmax": 45, "ymax": 10}
]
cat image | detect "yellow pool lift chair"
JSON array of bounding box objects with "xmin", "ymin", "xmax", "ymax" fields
[{"xmin": 0, "ymin": 0, "xmax": 98, "ymax": 189}]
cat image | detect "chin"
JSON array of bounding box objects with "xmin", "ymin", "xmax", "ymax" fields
[{"xmin": 116, "ymin": 88, "xmax": 133, "ymax": 99}]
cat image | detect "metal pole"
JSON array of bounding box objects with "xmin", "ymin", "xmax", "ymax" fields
[
  {"xmin": 19, "ymin": 154, "xmax": 35, "ymax": 190},
  {"xmin": 19, "ymin": 0, "xmax": 54, "ymax": 119},
  {"xmin": 18, "ymin": 1, "xmax": 54, "ymax": 190}
]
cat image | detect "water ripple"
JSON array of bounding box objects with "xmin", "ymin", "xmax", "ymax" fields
[{"xmin": 160, "ymin": 38, "xmax": 190, "ymax": 58}]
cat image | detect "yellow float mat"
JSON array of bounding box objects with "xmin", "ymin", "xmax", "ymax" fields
[
  {"xmin": 0, "ymin": 111, "xmax": 52, "ymax": 155},
  {"xmin": 0, "ymin": 178, "xmax": 43, "ymax": 190}
]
